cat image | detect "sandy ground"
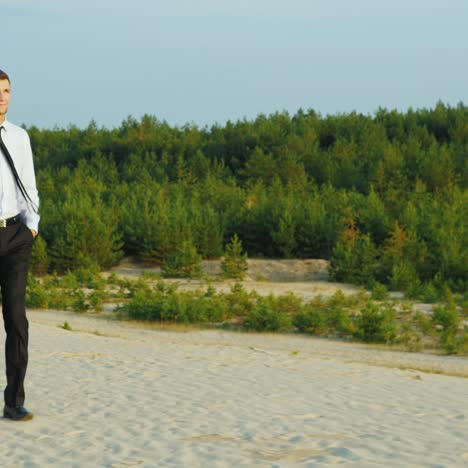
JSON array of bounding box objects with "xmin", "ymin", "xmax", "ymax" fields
[
  {"xmin": 0, "ymin": 309, "xmax": 466, "ymax": 467},
  {"xmin": 110, "ymin": 258, "xmax": 331, "ymax": 283},
  {"xmin": 108, "ymin": 258, "xmax": 362, "ymax": 302}
]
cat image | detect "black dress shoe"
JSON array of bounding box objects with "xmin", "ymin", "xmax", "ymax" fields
[{"xmin": 3, "ymin": 405, "xmax": 34, "ymax": 421}]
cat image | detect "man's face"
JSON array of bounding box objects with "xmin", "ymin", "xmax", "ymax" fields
[{"xmin": 0, "ymin": 79, "xmax": 11, "ymax": 122}]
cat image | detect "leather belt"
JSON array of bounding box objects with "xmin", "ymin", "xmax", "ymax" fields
[{"xmin": 0, "ymin": 215, "xmax": 21, "ymax": 228}]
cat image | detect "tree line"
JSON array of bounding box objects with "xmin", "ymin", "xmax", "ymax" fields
[{"xmin": 27, "ymin": 102, "xmax": 467, "ymax": 297}]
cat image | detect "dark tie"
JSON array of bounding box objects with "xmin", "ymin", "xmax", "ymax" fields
[{"xmin": 0, "ymin": 126, "xmax": 38, "ymax": 213}]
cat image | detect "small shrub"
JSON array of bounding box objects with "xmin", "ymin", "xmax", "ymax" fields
[
  {"xmin": 71, "ymin": 289, "xmax": 90, "ymax": 312},
  {"xmin": 353, "ymin": 302, "xmax": 397, "ymax": 343},
  {"xmin": 119, "ymin": 282, "xmax": 225, "ymax": 324},
  {"xmin": 327, "ymin": 290, "xmax": 351, "ymax": 308},
  {"xmin": 326, "ymin": 307, "xmax": 352, "ymax": 336},
  {"xmin": 371, "ymin": 282, "xmax": 389, "ymax": 301},
  {"xmin": 189, "ymin": 295, "xmax": 226, "ymax": 322},
  {"xmin": 47, "ymin": 288, "xmax": 74, "ymax": 310},
  {"xmin": 204, "ymin": 284, "xmax": 217, "ymax": 297},
  {"xmin": 397, "ymin": 301, "xmax": 414, "ymax": 318},
  {"xmin": 161, "ymin": 240, "xmax": 203, "ymax": 278},
  {"xmin": 118, "ymin": 294, "xmax": 159, "ymax": 321},
  {"xmin": 60, "ymin": 271, "xmax": 79, "ymax": 289},
  {"xmin": 396, "ymin": 322, "xmax": 423, "ymax": 352},
  {"xmin": 221, "ymin": 233, "xmax": 248, "ymax": 280},
  {"xmin": 120, "ymin": 282, "xmax": 177, "ymax": 321},
  {"xmin": 42, "ymin": 274, "xmax": 61, "ymax": 288},
  {"xmin": 106, "ymin": 272, "xmax": 119, "ymax": 285},
  {"xmin": 74, "ymin": 265, "xmax": 103, "ymax": 288},
  {"xmin": 271, "ymin": 292, "xmax": 303, "ymax": 315},
  {"xmin": 418, "ymin": 281, "xmax": 440, "ymax": 303},
  {"xmin": 439, "ymin": 331, "xmax": 460, "ymax": 355},
  {"xmin": 432, "ymin": 303, "xmax": 462, "ymax": 354},
  {"xmin": 352, "ymin": 289, "xmax": 370, "ymax": 307},
  {"xmin": 432, "ymin": 304, "xmax": 460, "ymax": 334},
  {"xmin": 309, "ymin": 295, "xmax": 327, "ymax": 310},
  {"xmin": 225, "ymin": 282, "xmax": 257, "ymax": 317},
  {"xmin": 126, "ymin": 278, "xmax": 152, "ymax": 298},
  {"xmin": 163, "ymin": 293, "xmax": 192, "ymax": 322},
  {"xmin": 88, "ymin": 290, "xmax": 105, "ymax": 311},
  {"xmin": 60, "ymin": 321, "xmax": 72, "ymax": 331},
  {"xmin": 293, "ymin": 306, "xmax": 326, "ymax": 335},
  {"xmin": 243, "ymin": 301, "xmax": 291, "ymax": 332},
  {"xmin": 414, "ymin": 311, "xmax": 433, "ymax": 335},
  {"xmin": 106, "ymin": 273, "xmax": 134, "ymax": 291},
  {"xmin": 26, "ymin": 283, "xmax": 49, "ymax": 308}
]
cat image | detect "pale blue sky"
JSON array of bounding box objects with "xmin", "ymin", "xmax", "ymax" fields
[{"xmin": 2, "ymin": 0, "xmax": 467, "ymax": 128}]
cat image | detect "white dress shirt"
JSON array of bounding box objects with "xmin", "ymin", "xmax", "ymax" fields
[{"xmin": 0, "ymin": 119, "xmax": 40, "ymax": 232}]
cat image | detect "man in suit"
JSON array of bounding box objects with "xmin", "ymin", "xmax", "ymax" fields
[{"xmin": 0, "ymin": 69, "xmax": 39, "ymax": 421}]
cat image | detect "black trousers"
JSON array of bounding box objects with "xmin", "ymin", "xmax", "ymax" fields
[{"xmin": 0, "ymin": 221, "xmax": 33, "ymax": 407}]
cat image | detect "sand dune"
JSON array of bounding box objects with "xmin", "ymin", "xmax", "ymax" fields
[
  {"xmin": 107, "ymin": 257, "xmax": 362, "ymax": 302},
  {"xmin": 0, "ymin": 309, "xmax": 466, "ymax": 467}
]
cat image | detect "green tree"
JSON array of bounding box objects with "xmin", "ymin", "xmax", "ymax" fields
[
  {"xmin": 43, "ymin": 185, "xmax": 122, "ymax": 272},
  {"xmin": 161, "ymin": 239, "xmax": 203, "ymax": 278},
  {"xmin": 30, "ymin": 236, "xmax": 49, "ymax": 275},
  {"xmin": 221, "ymin": 234, "xmax": 248, "ymax": 280},
  {"xmin": 330, "ymin": 213, "xmax": 378, "ymax": 287}
]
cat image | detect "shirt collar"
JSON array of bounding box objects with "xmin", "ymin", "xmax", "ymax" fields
[{"xmin": 0, "ymin": 118, "xmax": 9, "ymax": 132}]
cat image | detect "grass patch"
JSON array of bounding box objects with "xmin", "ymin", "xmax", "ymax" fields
[
  {"xmin": 27, "ymin": 270, "xmax": 467, "ymax": 355},
  {"xmin": 59, "ymin": 321, "xmax": 72, "ymax": 331}
]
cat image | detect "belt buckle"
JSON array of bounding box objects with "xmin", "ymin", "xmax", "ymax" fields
[{"xmin": 0, "ymin": 219, "xmax": 6, "ymax": 228}]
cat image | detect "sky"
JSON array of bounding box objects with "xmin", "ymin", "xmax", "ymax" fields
[{"xmin": 2, "ymin": 0, "xmax": 468, "ymax": 129}]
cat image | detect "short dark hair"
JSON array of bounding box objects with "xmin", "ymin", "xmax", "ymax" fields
[{"xmin": 0, "ymin": 70, "xmax": 10, "ymax": 83}]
